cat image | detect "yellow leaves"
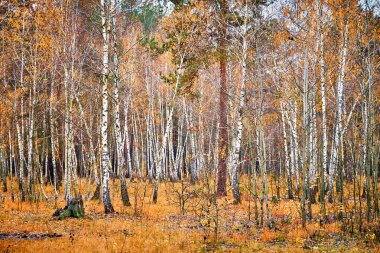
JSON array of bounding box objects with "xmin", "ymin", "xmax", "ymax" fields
[
  {"xmin": 262, "ymin": 113, "xmax": 278, "ymax": 126},
  {"xmin": 200, "ymin": 218, "xmax": 208, "ymax": 227},
  {"xmin": 369, "ymin": 233, "xmax": 376, "ymax": 241},
  {"xmin": 295, "ymin": 236, "xmax": 305, "ymax": 245}
]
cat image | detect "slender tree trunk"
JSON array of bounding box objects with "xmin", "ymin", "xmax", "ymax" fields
[
  {"xmin": 26, "ymin": 79, "xmax": 35, "ymax": 195},
  {"xmin": 280, "ymin": 102, "xmax": 293, "ymax": 199},
  {"xmin": 17, "ymin": 122, "xmax": 25, "ymax": 201},
  {"xmin": 257, "ymin": 122, "xmax": 269, "ymax": 225},
  {"xmin": 132, "ymin": 113, "xmax": 141, "ymax": 180},
  {"xmin": 9, "ymin": 130, "xmax": 15, "ymax": 201},
  {"xmin": 217, "ymin": 0, "xmax": 228, "ymax": 197},
  {"xmin": 250, "ymin": 141, "xmax": 259, "ymax": 225},
  {"xmin": 301, "ymin": 48, "xmax": 309, "ymax": 228},
  {"xmin": 50, "ymin": 63, "xmax": 58, "ymax": 204},
  {"xmin": 0, "ymin": 146, "xmax": 7, "ymax": 193},
  {"xmin": 286, "ymin": 100, "xmax": 300, "ymax": 195},
  {"xmin": 63, "ymin": 63, "xmax": 73, "ymax": 202},
  {"xmin": 186, "ymin": 108, "xmax": 198, "ymax": 184},
  {"xmin": 229, "ymin": 2, "xmax": 249, "ymax": 204},
  {"xmin": 320, "ymin": 26, "xmax": 327, "ymax": 219},
  {"xmin": 17, "ymin": 12, "xmax": 26, "ymax": 202},
  {"xmin": 100, "ymin": 0, "xmax": 114, "ymax": 213},
  {"xmin": 110, "ymin": 0, "xmax": 130, "ymax": 207},
  {"xmin": 328, "ymin": 11, "xmax": 349, "ymax": 203},
  {"xmin": 256, "ymin": 74, "xmax": 270, "ymax": 225}
]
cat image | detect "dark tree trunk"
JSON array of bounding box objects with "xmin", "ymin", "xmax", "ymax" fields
[
  {"xmin": 92, "ymin": 183, "xmax": 100, "ymax": 200},
  {"xmin": 217, "ymin": 0, "xmax": 228, "ymax": 197},
  {"xmin": 121, "ymin": 177, "xmax": 131, "ymax": 206}
]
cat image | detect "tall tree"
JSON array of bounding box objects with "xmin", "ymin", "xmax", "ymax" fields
[
  {"xmin": 216, "ymin": 0, "xmax": 229, "ymax": 197},
  {"xmin": 100, "ymin": 0, "xmax": 114, "ymax": 213}
]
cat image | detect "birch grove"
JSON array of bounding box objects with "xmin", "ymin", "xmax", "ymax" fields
[{"xmin": 0, "ymin": 0, "xmax": 379, "ymax": 232}]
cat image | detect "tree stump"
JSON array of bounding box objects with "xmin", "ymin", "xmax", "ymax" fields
[{"xmin": 53, "ymin": 196, "xmax": 85, "ymax": 220}]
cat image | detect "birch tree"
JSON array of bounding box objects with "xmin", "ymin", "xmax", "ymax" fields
[
  {"xmin": 328, "ymin": 3, "xmax": 349, "ymax": 204},
  {"xmin": 228, "ymin": 1, "xmax": 250, "ymax": 204},
  {"xmin": 100, "ymin": 0, "xmax": 114, "ymax": 213}
]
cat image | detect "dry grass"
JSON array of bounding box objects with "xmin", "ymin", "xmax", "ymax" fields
[{"xmin": 0, "ymin": 178, "xmax": 379, "ymax": 252}]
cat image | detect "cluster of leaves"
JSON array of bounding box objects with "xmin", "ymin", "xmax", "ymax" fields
[
  {"xmin": 138, "ymin": 1, "xmax": 212, "ymax": 97},
  {"xmin": 132, "ymin": 3, "xmax": 163, "ymax": 35}
]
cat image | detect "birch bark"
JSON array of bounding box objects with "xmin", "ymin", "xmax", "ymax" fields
[
  {"xmin": 328, "ymin": 14, "xmax": 349, "ymax": 203},
  {"xmin": 100, "ymin": 0, "xmax": 114, "ymax": 213}
]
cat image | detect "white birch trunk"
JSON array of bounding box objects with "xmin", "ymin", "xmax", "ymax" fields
[
  {"xmin": 280, "ymin": 102, "xmax": 293, "ymax": 199},
  {"xmin": 110, "ymin": 0, "xmax": 130, "ymax": 205},
  {"xmin": 100, "ymin": 0, "xmax": 114, "ymax": 213},
  {"xmin": 123, "ymin": 95, "xmax": 133, "ymax": 181},
  {"xmin": 17, "ymin": 13, "xmax": 26, "ymax": 201},
  {"xmin": 286, "ymin": 100, "xmax": 300, "ymax": 193},
  {"xmin": 320, "ymin": 31, "xmax": 328, "ymax": 191},
  {"xmin": 49, "ymin": 82, "xmax": 58, "ymax": 197},
  {"xmin": 328, "ymin": 16, "xmax": 349, "ymax": 202},
  {"xmin": 9, "ymin": 130, "xmax": 15, "ymax": 201},
  {"xmin": 26, "ymin": 61, "xmax": 37, "ymax": 194}
]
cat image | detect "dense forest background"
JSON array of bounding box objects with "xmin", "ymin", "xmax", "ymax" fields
[{"xmin": 0, "ymin": 0, "xmax": 379, "ymax": 251}]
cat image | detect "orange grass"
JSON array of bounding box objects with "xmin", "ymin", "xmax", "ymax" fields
[{"xmin": 0, "ymin": 178, "xmax": 379, "ymax": 252}]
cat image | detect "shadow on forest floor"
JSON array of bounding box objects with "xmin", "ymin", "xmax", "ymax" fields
[{"xmin": 0, "ymin": 233, "xmax": 62, "ymax": 240}]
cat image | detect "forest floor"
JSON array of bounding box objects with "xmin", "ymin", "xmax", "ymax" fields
[{"xmin": 0, "ymin": 179, "xmax": 379, "ymax": 252}]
